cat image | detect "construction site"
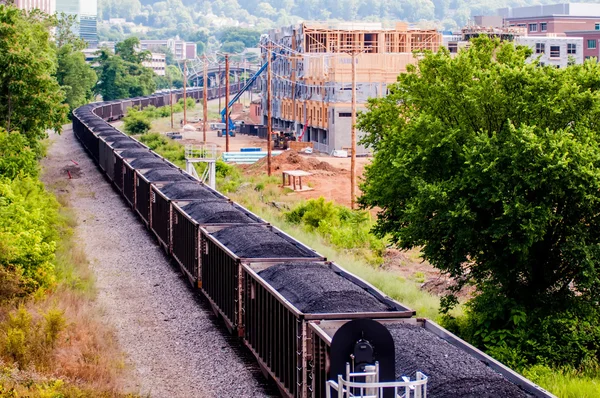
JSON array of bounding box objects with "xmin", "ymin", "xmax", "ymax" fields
[{"xmin": 259, "ymin": 22, "xmax": 442, "ymax": 153}]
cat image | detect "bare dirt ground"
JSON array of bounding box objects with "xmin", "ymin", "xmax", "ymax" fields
[{"xmin": 42, "ymin": 126, "xmax": 276, "ymax": 397}]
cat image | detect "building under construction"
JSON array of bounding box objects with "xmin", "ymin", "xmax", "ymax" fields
[{"xmin": 260, "ymin": 22, "xmax": 441, "ymax": 153}]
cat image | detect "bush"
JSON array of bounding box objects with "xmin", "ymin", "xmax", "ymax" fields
[
  {"xmin": 0, "ymin": 177, "xmax": 60, "ymax": 296},
  {"xmin": 123, "ymin": 109, "xmax": 151, "ymax": 135},
  {"xmin": 284, "ymin": 198, "xmax": 386, "ymax": 260}
]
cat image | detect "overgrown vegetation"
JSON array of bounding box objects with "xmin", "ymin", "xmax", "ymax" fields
[
  {"xmin": 284, "ymin": 198, "xmax": 385, "ymax": 264},
  {"xmin": 0, "ymin": 5, "xmax": 134, "ymax": 396}
]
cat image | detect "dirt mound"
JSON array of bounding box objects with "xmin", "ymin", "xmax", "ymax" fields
[{"xmin": 250, "ymin": 150, "xmax": 342, "ymax": 175}]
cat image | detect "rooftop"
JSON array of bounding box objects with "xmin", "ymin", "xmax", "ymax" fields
[{"xmin": 499, "ymin": 3, "xmax": 600, "ymax": 19}]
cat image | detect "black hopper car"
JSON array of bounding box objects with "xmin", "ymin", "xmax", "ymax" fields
[{"xmin": 72, "ymin": 87, "xmax": 556, "ymax": 398}]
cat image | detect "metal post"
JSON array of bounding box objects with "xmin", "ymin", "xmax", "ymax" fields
[
  {"xmin": 203, "ymin": 55, "xmax": 208, "ymax": 143},
  {"xmin": 267, "ymin": 44, "xmax": 273, "ymax": 177},
  {"xmin": 225, "ymin": 54, "xmax": 230, "ymax": 153},
  {"xmin": 351, "ymin": 51, "xmax": 357, "ymax": 210},
  {"xmin": 218, "ymin": 62, "xmax": 222, "ymax": 111},
  {"xmin": 183, "ymin": 60, "xmax": 187, "ymax": 127}
]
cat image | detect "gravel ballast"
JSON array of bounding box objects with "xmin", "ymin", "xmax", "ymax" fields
[
  {"xmin": 386, "ymin": 323, "xmax": 529, "ymax": 398},
  {"xmin": 258, "ymin": 262, "xmax": 391, "ymax": 313},
  {"xmin": 181, "ymin": 200, "xmax": 260, "ymax": 224},
  {"xmin": 211, "ymin": 225, "xmax": 318, "ymax": 258},
  {"xmin": 42, "ymin": 126, "xmax": 276, "ymax": 397},
  {"xmin": 158, "ymin": 182, "xmax": 222, "ymax": 200}
]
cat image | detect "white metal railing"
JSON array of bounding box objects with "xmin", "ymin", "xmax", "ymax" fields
[
  {"xmin": 185, "ymin": 144, "xmax": 217, "ymax": 189},
  {"xmin": 326, "ymin": 363, "xmax": 428, "ymax": 398},
  {"xmin": 185, "ymin": 144, "xmax": 217, "ymax": 160}
]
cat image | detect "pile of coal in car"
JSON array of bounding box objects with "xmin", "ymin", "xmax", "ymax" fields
[
  {"xmin": 258, "ymin": 262, "xmax": 391, "ymax": 313},
  {"xmin": 118, "ymin": 149, "xmax": 155, "ymax": 159},
  {"xmin": 142, "ymin": 169, "xmax": 194, "ymax": 183},
  {"xmin": 158, "ymin": 182, "xmax": 222, "ymax": 200},
  {"xmin": 96, "ymin": 130, "xmax": 123, "ymax": 137},
  {"xmin": 128, "ymin": 158, "xmax": 171, "ymax": 169},
  {"xmin": 110, "ymin": 141, "xmax": 142, "ymax": 149},
  {"xmin": 181, "ymin": 200, "xmax": 260, "ymax": 224},
  {"xmin": 386, "ymin": 323, "xmax": 529, "ymax": 398},
  {"xmin": 210, "ymin": 225, "xmax": 318, "ymax": 259}
]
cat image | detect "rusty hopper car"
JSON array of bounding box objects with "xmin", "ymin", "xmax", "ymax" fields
[
  {"xmin": 150, "ymin": 182, "xmax": 228, "ymax": 251},
  {"xmin": 309, "ymin": 318, "xmax": 554, "ymax": 398},
  {"xmin": 241, "ymin": 261, "xmax": 414, "ymax": 398},
  {"xmin": 99, "ymin": 136, "xmax": 143, "ymax": 181},
  {"xmin": 122, "ymin": 157, "xmax": 172, "ymax": 207},
  {"xmin": 199, "ymin": 224, "xmax": 326, "ymax": 335},
  {"xmin": 134, "ymin": 168, "xmax": 196, "ymax": 226},
  {"xmin": 113, "ymin": 148, "xmax": 154, "ymax": 193},
  {"xmin": 171, "ymin": 200, "xmax": 266, "ymax": 287}
]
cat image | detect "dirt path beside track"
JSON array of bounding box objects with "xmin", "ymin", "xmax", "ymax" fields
[{"xmin": 42, "ymin": 126, "xmax": 276, "ymax": 398}]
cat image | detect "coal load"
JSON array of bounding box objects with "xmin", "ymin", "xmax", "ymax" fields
[
  {"xmin": 211, "ymin": 225, "xmax": 317, "ymax": 259},
  {"xmin": 159, "ymin": 182, "xmax": 221, "ymax": 200},
  {"xmin": 96, "ymin": 130, "xmax": 123, "ymax": 137},
  {"xmin": 110, "ymin": 141, "xmax": 142, "ymax": 149},
  {"xmin": 387, "ymin": 324, "xmax": 529, "ymax": 398},
  {"xmin": 181, "ymin": 200, "xmax": 258, "ymax": 224},
  {"xmin": 258, "ymin": 262, "xmax": 390, "ymax": 313},
  {"xmin": 118, "ymin": 149, "xmax": 155, "ymax": 159},
  {"xmin": 142, "ymin": 169, "xmax": 194, "ymax": 182},
  {"xmin": 128, "ymin": 158, "xmax": 172, "ymax": 169}
]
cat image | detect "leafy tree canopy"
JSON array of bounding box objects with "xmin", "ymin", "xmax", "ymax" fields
[
  {"xmin": 95, "ymin": 38, "xmax": 157, "ymax": 101},
  {"xmin": 217, "ymin": 27, "xmax": 261, "ymax": 48},
  {"xmin": 0, "ymin": 6, "xmax": 68, "ymax": 148},
  {"xmin": 358, "ymin": 37, "xmax": 600, "ymax": 368}
]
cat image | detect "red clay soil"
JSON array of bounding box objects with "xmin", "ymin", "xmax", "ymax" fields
[{"xmin": 248, "ymin": 150, "xmax": 344, "ymax": 175}]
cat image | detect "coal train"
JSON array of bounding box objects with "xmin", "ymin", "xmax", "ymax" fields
[{"xmin": 72, "ymin": 86, "xmax": 556, "ymax": 398}]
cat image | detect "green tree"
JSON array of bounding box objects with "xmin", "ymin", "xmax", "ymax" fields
[
  {"xmin": 358, "ymin": 37, "xmax": 600, "ymax": 368},
  {"xmin": 217, "ymin": 27, "xmax": 261, "ymax": 48},
  {"xmin": 222, "ymin": 41, "xmax": 246, "ymax": 53},
  {"xmin": 54, "ymin": 13, "xmax": 97, "ymax": 113},
  {"xmin": 95, "ymin": 43, "xmax": 156, "ymax": 101},
  {"xmin": 0, "ymin": 6, "xmax": 68, "ymax": 148},
  {"xmin": 115, "ymin": 36, "xmax": 151, "ymax": 64}
]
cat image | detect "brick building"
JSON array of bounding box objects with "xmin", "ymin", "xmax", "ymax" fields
[
  {"xmin": 500, "ymin": 3, "xmax": 600, "ymax": 36},
  {"xmin": 565, "ymin": 30, "xmax": 600, "ymax": 59}
]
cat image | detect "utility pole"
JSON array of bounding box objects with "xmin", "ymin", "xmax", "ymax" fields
[
  {"xmin": 350, "ymin": 51, "xmax": 357, "ymax": 210},
  {"xmin": 169, "ymin": 72, "xmax": 174, "ymax": 129},
  {"xmin": 218, "ymin": 62, "xmax": 222, "ymax": 111},
  {"xmin": 183, "ymin": 60, "xmax": 187, "ymax": 127},
  {"xmin": 267, "ymin": 44, "xmax": 272, "ymax": 177},
  {"xmin": 203, "ymin": 55, "xmax": 208, "ymax": 143},
  {"xmin": 225, "ymin": 54, "xmax": 230, "ymax": 153}
]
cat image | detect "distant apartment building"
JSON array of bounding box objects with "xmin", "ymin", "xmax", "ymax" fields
[
  {"xmin": 260, "ymin": 22, "xmax": 441, "ymax": 153},
  {"xmin": 516, "ymin": 36, "xmax": 583, "ymax": 67},
  {"xmin": 143, "ymin": 52, "xmax": 167, "ymax": 76},
  {"xmin": 500, "ymin": 3, "xmax": 600, "ymax": 36},
  {"xmin": 12, "ymin": 0, "xmax": 55, "ymax": 13},
  {"xmin": 443, "ymin": 25, "xmax": 583, "ymax": 67},
  {"xmin": 56, "ymin": 0, "xmax": 98, "ymax": 46},
  {"xmin": 139, "ymin": 39, "xmax": 197, "ymax": 61}
]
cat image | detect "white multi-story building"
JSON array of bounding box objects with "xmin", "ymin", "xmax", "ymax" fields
[
  {"xmin": 516, "ymin": 36, "xmax": 584, "ymax": 67},
  {"xmin": 139, "ymin": 39, "xmax": 197, "ymax": 61},
  {"xmin": 12, "ymin": 0, "xmax": 55, "ymax": 13},
  {"xmin": 142, "ymin": 52, "xmax": 167, "ymax": 76},
  {"xmin": 55, "ymin": 0, "xmax": 98, "ymax": 46}
]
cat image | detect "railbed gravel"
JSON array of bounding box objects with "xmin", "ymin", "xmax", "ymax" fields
[
  {"xmin": 258, "ymin": 262, "xmax": 391, "ymax": 313},
  {"xmin": 211, "ymin": 225, "xmax": 318, "ymax": 258},
  {"xmin": 387, "ymin": 323, "xmax": 529, "ymax": 398},
  {"xmin": 44, "ymin": 127, "xmax": 277, "ymax": 397},
  {"xmin": 181, "ymin": 200, "xmax": 260, "ymax": 224}
]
